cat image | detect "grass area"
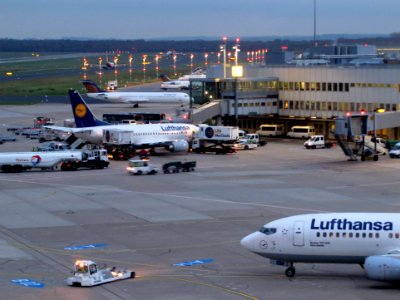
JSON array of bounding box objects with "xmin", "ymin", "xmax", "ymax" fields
[{"xmin": 0, "ymin": 51, "xmax": 204, "ymax": 96}]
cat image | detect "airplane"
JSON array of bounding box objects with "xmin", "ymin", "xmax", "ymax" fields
[
  {"xmin": 81, "ymin": 80, "xmax": 190, "ymax": 107},
  {"xmin": 160, "ymin": 70, "xmax": 206, "ymax": 90},
  {"xmin": 47, "ymin": 89, "xmax": 198, "ymax": 156},
  {"xmin": 160, "ymin": 74, "xmax": 190, "ymax": 90},
  {"xmin": 241, "ymin": 212, "xmax": 400, "ymax": 281}
]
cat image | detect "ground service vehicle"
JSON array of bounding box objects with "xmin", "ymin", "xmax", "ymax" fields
[
  {"xmin": 304, "ymin": 135, "xmax": 334, "ymax": 149},
  {"xmin": 162, "ymin": 161, "xmax": 196, "ymax": 173},
  {"xmin": 287, "ymin": 126, "xmax": 316, "ymax": 138},
  {"xmin": 107, "ymin": 80, "xmax": 118, "ymax": 90},
  {"xmin": 127, "ymin": 159, "xmax": 158, "ymax": 175},
  {"xmin": 243, "ymin": 133, "xmax": 266, "ymax": 146},
  {"xmin": 389, "ymin": 142, "xmax": 400, "ymax": 158},
  {"xmin": 0, "ymin": 149, "xmax": 109, "ymax": 172},
  {"xmin": 256, "ymin": 124, "xmax": 284, "ymax": 137},
  {"xmin": 234, "ymin": 139, "xmax": 258, "ymax": 150},
  {"xmin": 192, "ymin": 125, "xmax": 239, "ymax": 154},
  {"xmin": 66, "ymin": 260, "xmax": 135, "ymax": 287}
]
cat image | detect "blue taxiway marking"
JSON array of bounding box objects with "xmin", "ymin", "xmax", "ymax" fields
[
  {"xmin": 64, "ymin": 243, "xmax": 108, "ymax": 250},
  {"xmin": 173, "ymin": 258, "xmax": 214, "ymax": 267},
  {"xmin": 11, "ymin": 279, "xmax": 45, "ymax": 288}
]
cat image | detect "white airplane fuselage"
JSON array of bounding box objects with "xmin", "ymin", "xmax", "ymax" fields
[
  {"xmin": 87, "ymin": 92, "xmax": 190, "ymax": 104},
  {"xmin": 241, "ymin": 213, "xmax": 400, "ymax": 265},
  {"xmin": 160, "ymin": 81, "xmax": 190, "ymax": 90},
  {"xmin": 73, "ymin": 123, "xmax": 198, "ymax": 145}
]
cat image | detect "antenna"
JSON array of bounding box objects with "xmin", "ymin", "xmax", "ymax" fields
[{"xmin": 314, "ymin": 0, "xmax": 317, "ymax": 47}]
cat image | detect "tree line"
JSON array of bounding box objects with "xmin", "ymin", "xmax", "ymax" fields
[{"xmin": 0, "ymin": 35, "xmax": 399, "ymax": 53}]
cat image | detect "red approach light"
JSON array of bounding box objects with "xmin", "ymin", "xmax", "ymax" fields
[
  {"xmin": 345, "ymin": 112, "xmax": 351, "ymax": 117},
  {"xmin": 281, "ymin": 46, "xmax": 288, "ymax": 51},
  {"xmin": 360, "ymin": 109, "xmax": 366, "ymax": 115}
]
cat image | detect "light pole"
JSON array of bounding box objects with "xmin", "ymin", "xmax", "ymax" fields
[
  {"xmin": 232, "ymin": 65, "xmax": 243, "ymax": 127},
  {"xmin": 190, "ymin": 53, "xmax": 194, "ymax": 73},
  {"xmin": 173, "ymin": 54, "xmax": 177, "ymax": 76},
  {"xmin": 220, "ymin": 36, "xmax": 227, "ymax": 78},
  {"xmin": 142, "ymin": 54, "xmax": 147, "ymax": 82},
  {"xmin": 155, "ymin": 54, "xmax": 160, "ymax": 79},
  {"xmin": 233, "ymin": 38, "xmax": 240, "ymax": 66}
]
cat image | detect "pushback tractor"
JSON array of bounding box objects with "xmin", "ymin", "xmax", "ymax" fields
[{"xmin": 67, "ymin": 260, "xmax": 135, "ymax": 287}]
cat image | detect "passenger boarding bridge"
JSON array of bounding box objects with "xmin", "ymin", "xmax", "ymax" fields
[{"xmin": 190, "ymin": 77, "xmax": 279, "ymax": 125}]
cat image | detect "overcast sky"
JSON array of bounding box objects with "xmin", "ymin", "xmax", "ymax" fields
[{"xmin": 1, "ymin": 0, "xmax": 399, "ymax": 39}]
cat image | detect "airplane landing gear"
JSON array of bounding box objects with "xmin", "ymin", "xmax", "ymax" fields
[{"xmin": 285, "ymin": 263, "xmax": 296, "ymax": 278}]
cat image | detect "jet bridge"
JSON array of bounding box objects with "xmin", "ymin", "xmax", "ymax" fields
[
  {"xmin": 335, "ymin": 111, "xmax": 400, "ymax": 161},
  {"xmin": 191, "ymin": 100, "xmax": 223, "ymax": 124}
]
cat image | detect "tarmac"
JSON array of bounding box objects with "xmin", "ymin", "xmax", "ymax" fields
[{"xmin": 1, "ymin": 102, "xmax": 400, "ymax": 299}]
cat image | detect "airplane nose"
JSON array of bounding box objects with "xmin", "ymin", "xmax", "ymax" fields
[{"xmin": 240, "ymin": 233, "xmax": 256, "ymax": 251}]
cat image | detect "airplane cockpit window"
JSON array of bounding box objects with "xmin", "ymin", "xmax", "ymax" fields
[{"xmin": 259, "ymin": 227, "xmax": 277, "ymax": 235}]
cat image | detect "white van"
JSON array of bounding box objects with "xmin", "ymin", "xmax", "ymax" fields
[
  {"xmin": 256, "ymin": 124, "xmax": 284, "ymax": 137},
  {"xmin": 287, "ymin": 126, "xmax": 316, "ymax": 138}
]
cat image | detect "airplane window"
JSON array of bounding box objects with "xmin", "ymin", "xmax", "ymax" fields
[
  {"xmin": 375, "ymin": 233, "xmax": 380, "ymax": 238},
  {"xmin": 369, "ymin": 233, "xmax": 373, "ymax": 238},
  {"xmin": 322, "ymin": 232, "xmax": 327, "ymax": 238},
  {"xmin": 349, "ymin": 233, "xmax": 353, "ymax": 238},
  {"xmin": 355, "ymin": 233, "xmax": 360, "ymax": 238},
  {"xmin": 362, "ymin": 233, "xmax": 366, "ymax": 238},
  {"xmin": 259, "ymin": 227, "xmax": 277, "ymax": 235},
  {"xmin": 396, "ymin": 233, "xmax": 399, "ymax": 239},
  {"xmin": 342, "ymin": 232, "xmax": 347, "ymax": 238},
  {"xmin": 389, "ymin": 233, "xmax": 393, "ymax": 239},
  {"xmin": 329, "ymin": 232, "xmax": 334, "ymax": 238},
  {"xmin": 316, "ymin": 232, "xmax": 320, "ymax": 237},
  {"xmin": 336, "ymin": 232, "xmax": 340, "ymax": 238}
]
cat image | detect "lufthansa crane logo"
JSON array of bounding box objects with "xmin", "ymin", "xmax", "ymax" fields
[
  {"xmin": 75, "ymin": 103, "xmax": 87, "ymax": 118},
  {"xmin": 259, "ymin": 240, "xmax": 268, "ymax": 249}
]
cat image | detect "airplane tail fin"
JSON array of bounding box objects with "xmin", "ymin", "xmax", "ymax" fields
[
  {"xmin": 159, "ymin": 74, "xmax": 172, "ymax": 82},
  {"xmin": 81, "ymin": 80, "xmax": 107, "ymax": 93},
  {"xmin": 69, "ymin": 89, "xmax": 109, "ymax": 127}
]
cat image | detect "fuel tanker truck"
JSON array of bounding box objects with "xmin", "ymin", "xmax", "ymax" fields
[{"xmin": 0, "ymin": 149, "xmax": 109, "ymax": 173}]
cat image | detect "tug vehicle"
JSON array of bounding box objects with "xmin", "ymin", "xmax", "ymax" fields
[{"xmin": 67, "ymin": 260, "xmax": 135, "ymax": 287}]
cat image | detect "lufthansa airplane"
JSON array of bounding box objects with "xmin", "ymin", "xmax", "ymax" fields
[
  {"xmin": 81, "ymin": 80, "xmax": 190, "ymax": 106},
  {"xmin": 47, "ymin": 89, "xmax": 198, "ymax": 153},
  {"xmin": 241, "ymin": 213, "xmax": 400, "ymax": 281}
]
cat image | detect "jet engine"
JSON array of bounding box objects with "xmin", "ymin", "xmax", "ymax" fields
[
  {"xmin": 167, "ymin": 140, "xmax": 189, "ymax": 152},
  {"xmin": 365, "ymin": 255, "xmax": 400, "ymax": 281}
]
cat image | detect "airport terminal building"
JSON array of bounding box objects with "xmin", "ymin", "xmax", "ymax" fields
[{"xmin": 191, "ymin": 64, "xmax": 400, "ymax": 139}]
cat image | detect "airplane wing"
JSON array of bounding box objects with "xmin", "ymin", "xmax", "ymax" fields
[{"xmin": 44, "ymin": 125, "xmax": 93, "ymax": 134}]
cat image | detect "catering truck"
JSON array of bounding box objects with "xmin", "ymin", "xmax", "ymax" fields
[
  {"xmin": 0, "ymin": 149, "xmax": 109, "ymax": 172},
  {"xmin": 192, "ymin": 125, "xmax": 238, "ymax": 154}
]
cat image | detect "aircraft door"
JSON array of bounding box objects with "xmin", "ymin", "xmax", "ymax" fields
[{"xmin": 293, "ymin": 221, "xmax": 305, "ymax": 246}]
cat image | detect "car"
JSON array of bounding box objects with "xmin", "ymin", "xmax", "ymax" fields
[
  {"xmin": 233, "ymin": 139, "xmax": 258, "ymax": 150},
  {"xmin": 389, "ymin": 142, "xmax": 400, "ymax": 158},
  {"xmin": 0, "ymin": 135, "xmax": 17, "ymax": 142},
  {"xmin": 127, "ymin": 159, "xmax": 158, "ymax": 175}
]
